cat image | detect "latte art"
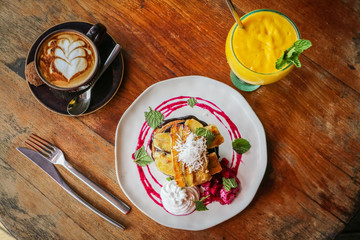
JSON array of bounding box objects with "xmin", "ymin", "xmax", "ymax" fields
[
  {"xmin": 50, "ymin": 38, "xmax": 91, "ymax": 80},
  {"xmin": 37, "ymin": 31, "xmax": 98, "ymax": 89}
]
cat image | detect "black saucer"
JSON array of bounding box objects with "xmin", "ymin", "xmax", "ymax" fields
[{"xmin": 26, "ymin": 21, "xmax": 124, "ymax": 116}]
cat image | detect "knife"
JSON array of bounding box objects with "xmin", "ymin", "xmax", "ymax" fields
[{"xmin": 17, "ymin": 147, "xmax": 125, "ymax": 230}]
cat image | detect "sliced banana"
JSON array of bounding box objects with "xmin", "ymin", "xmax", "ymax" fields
[
  {"xmin": 205, "ymin": 124, "xmax": 224, "ymax": 149},
  {"xmin": 153, "ymin": 132, "xmax": 171, "ymax": 152},
  {"xmin": 153, "ymin": 151, "xmax": 174, "ymax": 176},
  {"xmin": 150, "ymin": 118, "xmax": 224, "ymax": 184},
  {"xmin": 185, "ymin": 119, "xmax": 204, "ymax": 133}
]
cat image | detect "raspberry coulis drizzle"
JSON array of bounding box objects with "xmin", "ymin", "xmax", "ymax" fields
[{"xmin": 132, "ymin": 96, "xmax": 243, "ymax": 207}]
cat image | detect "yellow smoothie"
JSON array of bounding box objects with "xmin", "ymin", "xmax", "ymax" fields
[{"xmin": 225, "ymin": 9, "xmax": 300, "ymax": 85}]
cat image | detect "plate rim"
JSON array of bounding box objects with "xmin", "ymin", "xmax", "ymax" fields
[{"xmin": 115, "ymin": 75, "xmax": 267, "ymax": 230}]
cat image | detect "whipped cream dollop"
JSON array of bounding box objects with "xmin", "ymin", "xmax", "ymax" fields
[{"xmin": 160, "ymin": 180, "xmax": 200, "ymax": 215}]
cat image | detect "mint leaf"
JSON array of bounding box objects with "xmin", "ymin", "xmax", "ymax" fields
[
  {"xmin": 166, "ymin": 177, "xmax": 172, "ymax": 181},
  {"xmin": 275, "ymin": 39, "xmax": 312, "ymax": 70},
  {"xmin": 294, "ymin": 39, "xmax": 312, "ymax": 50},
  {"xmin": 286, "ymin": 46, "xmax": 296, "ymax": 58},
  {"xmin": 293, "ymin": 56, "xmax": 301, "ymax": 67},
  {"xmin": 134, "ymin": 146, "xmax": 153, "ymax": 166},
  {"xmin": 187, "ymin": 97, "xmax": 197, "ymax": 108},
  {"xmin": 195, "ymin": 128, "xmax": 215, "ymax": 147},
  {"xmin": 232, "ymin": 138, "xmax": 251, "ymax": 154},
  {"xmin": 195, "ymin": 201, "xmax": 208, "ymax": 211},
  {"xmin": 275, "ymin": 52, "xmax": 289, "ymax": 69},
  {"xmin": 194, "ymin": 196, "xmax": 209, "ymax": 211},
  {"xmin": 223, "ymin": 177, "xmax": 238, "ymax": 191},
  {"xmin": 145, "ymin": 107, "xmax": 164, "ymax": 129}
]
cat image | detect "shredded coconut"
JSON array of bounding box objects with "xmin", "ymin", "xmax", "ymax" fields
[{"xmin": 174, "ymin": 132, "xmax": 207, "ymax": 173}]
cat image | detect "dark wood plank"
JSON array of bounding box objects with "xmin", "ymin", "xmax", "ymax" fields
[
  {"xmin": 0, "ymin": 0, "xmax": 359, "ymax": 239},
  {"xmin": 0, "ymin": 156, "xmax": 95, "ymax": 240},
  {"xmin": 339, "ymin": 0, "xmax": 360, "ymax": 13},
  {"xmin": 1, "ymin": 0, "xmax": 359, "ymax": 93}
]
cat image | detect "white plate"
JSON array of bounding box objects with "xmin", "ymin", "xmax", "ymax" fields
[{"xmin": 115, "ymin": 76, "xmax": 267, "ymax": 230}]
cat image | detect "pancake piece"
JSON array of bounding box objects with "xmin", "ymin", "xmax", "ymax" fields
[{"xmin": 151, "ymin": 117, "xmax": 223, "ymax": 187}]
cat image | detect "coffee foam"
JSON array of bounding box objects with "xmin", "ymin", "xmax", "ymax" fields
[{"xmin": 37, "ymin": 31, "xmax": 97, "ymax": 88}]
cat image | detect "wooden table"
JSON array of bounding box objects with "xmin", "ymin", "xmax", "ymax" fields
[{"xmin": 1, "ymin": 0, "xmax": 359, "ymax": 239}]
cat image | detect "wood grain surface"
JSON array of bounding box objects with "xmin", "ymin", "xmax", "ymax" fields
[{"xmin": 0, "ymin": 0, "xmax": 359, "ymax": 239}]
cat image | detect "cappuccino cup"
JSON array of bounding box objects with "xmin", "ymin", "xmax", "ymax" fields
[{"xmin": 35, "ymin": 23, "xmax": 106, "ymax": 91}]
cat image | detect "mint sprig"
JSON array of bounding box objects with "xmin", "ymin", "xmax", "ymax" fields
[
  {"xmin": 223, "ymin": 177, "xmax": 238, "ymax": 191},
  {"xmin": 145, "ymin": 107, "xmax": 164, "ymax": 129},
  {"xmin": 232, "ymin": 138, "xmax": 251, "ymax": 154},
  {"xmin": 195, "ymin": 127, "xmax": 215, "ymax": 147},
  {"xmin": 275, "ymin": 39, "xmax": 312, "ymax": 69},
  {"xmin": 187, "ymin": 97, "xmax": 197, "ymax": 108},
  {"xmin": 133, "ymin": 146, "xmax": 153, "ymax": 166},
  {"xmin": 194, "ymin": 196, "xmax": 210, "ymax": 211}
]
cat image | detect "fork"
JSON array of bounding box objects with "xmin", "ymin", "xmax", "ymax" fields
[{"xmin": 26, "ymin": 134, "xmax": 131, "ymax": 215}]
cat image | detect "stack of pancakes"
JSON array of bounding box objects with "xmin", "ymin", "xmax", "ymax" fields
[{"xmin": 151, "ymin": 118, "xmax": 224, "ymax": 187}]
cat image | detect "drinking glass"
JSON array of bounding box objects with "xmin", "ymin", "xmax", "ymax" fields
[{"xmin": 225, "ymin": 9, "xmax": 300, "ymax": 92}]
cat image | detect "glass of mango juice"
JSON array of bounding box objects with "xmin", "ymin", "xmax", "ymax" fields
[{"xmin": 225, "ymin": 9, "xmax": 300, "ymax": 92}]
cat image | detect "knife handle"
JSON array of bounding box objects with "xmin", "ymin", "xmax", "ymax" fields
[
  {"xmin": 63, "ymin": 161, "xmax": 131, "ymax": 214},
  {"xmin": 61, "ymin": 182, "xmax": 125, "ymax": 230}
]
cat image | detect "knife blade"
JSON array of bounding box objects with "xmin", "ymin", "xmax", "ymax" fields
[
  {"xmin": 17, "ymin": 147, "xmax": 64, "ymax": 184},
  {"xmin": 16, "ymin": 147, "xmax": 125, "ymax": 230}
]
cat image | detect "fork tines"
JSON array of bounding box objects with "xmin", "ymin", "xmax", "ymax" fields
[{"xmin": 26, "ymin": 134, "xmax": 54, "ymax": 158}]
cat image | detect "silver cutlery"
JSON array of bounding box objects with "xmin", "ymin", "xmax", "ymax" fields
[
  {"xmin": 67, "ymin": 44, "xmax": 121, "ymax": 116},
  {"xmin": 17, "ymin": 134, "xmax": 131, "ymax": 229}
]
